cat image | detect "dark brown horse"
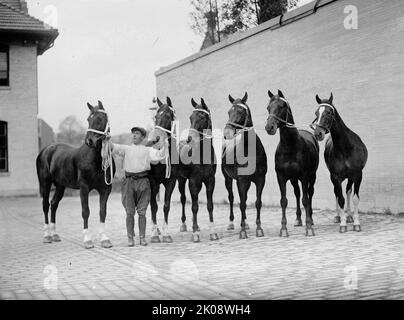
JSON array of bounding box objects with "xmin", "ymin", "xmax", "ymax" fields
[
  {"xmin": 36, "ymin": 101, "xmax": 115, "ymax": 249},
  {"xmin": 311, "ymin": 93, "xmax": 368, "ymax": 233},
  {"xmin": 222, "ymin": 92, "xmax": 267, "ymax": 239},
  {"xmin": 177, "ymin": 98, "xmax": 218, "ymax": 242},
  {"xmin": 148, "ymin": 96, "xmax": 180, "ymax": 243},
  {"xmin": 265, "ymin": 90, "xmax": 319, "ymax": 237}
]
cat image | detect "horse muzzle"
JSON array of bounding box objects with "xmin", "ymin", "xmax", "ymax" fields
[{"xmin": 314, "ymin": 127, "xmax": 326, "ymax": 141}]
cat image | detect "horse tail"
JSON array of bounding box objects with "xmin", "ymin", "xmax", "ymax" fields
[{"xmin": 36, "ymin": 147, "xmax": 52, "ymax": 197}]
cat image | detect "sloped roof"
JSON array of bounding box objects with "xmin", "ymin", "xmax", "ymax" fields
[{"xmin": 0, "ymin": 1, "xmax": 58, "ymax": 55}]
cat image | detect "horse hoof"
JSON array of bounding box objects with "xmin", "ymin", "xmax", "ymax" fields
[
  {"xmin": 43, "ymin": 236, "xmax": 53, "ymax": 244},
  {"xmin": 305, "ymin": 228, "xmax": 315, "ymax": 237},
  {"xmin": 339, "ymin": 226, "xmax": 348, "ymax": 233},
  {"xmin": 101, "ymin": 240, "xmax": 113, "ymax": 248},
  {"xmin": 227, "ymin": 223, "xmax": 235, "ymax": 231},
  {"xmin": 279, "ymin": 228, "xmax": 289, "ymax": 238},
  {"xmin": 334, "ymin": 216, "xmax": 341, "ymax": 223},
  {"xmin": 180, "ymin": 224, "xmax": 187, "ymax": 232},
  {"xmin": 150, "ymin": 236, "xmax": 161, "ymax": 243},
  {"xmin": 239, "ymin": 231, "xmax": 248, "ymax": 239},
  {"xmin": 210, "ymin": 233, "xmax": 219, "ymax": 241},
  {"xmin": 256, "ymin": 228, "xmax": 264, "ymax": 237},
  {"xmin": 162, "ymin": 235, "xmax": 173, "ymax": 243},
  {"xmin": 294, "ymin": 219, "xmax": 303, "ymax": 227},
  {"xmin": 346, "ymin": 216, "xmax": 354, "ymax": 223},
  {"xmin": 353, "ymin": 225, "xmax": 362, "ymax": 232},
  {"xmin": 192, "ymin": 234, "xmax": 200, "ymax": 243},
  {"xmin": 84, "ymin": 240, "xmax": 94, "ymax": 249},
  {"xmin": 245, "ymin": 223, "xmax": 250, "ymax": 230},
  {"xmin": 52, "ymin": 234, "xmax": 61, "ymax": 242}
]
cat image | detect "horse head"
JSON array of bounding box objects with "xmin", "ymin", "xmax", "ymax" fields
[
  {"xmin": 311, "ymin": 92, "xmax": 335, "ymax": 141},
  {"xmin": 223, "ymin": 92, "xmax": 252, "ymax": 140},
  {"xmin": 85, "ymin": 100, "xmax": 110, "ymax": 148},
  {"xmin": 148, "ymin": 96, "xmax": 176, "ymax": 144},
  {"xmin": 187, "ymin": 98, "xmax": 212, "ymax": 143},
  {"xmin": 265, "ymin": 89, "xmax": 294, "ymax": 135}
]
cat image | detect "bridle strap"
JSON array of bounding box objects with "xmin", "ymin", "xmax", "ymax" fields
[
  {"xmin": 226, "ymin": 102, "xmax": 252, "ymax": 132},
  {"xmin": 87, "ymin": 109, "xmax": 110, "ymax": 137},
  {"xmin": 189, "ymin": 108, "xmax": 213, "ymax": 140},
  {"xmin": 267, "ymin": 97, "xmax": 295, "ymax": 128},
  {"xmin": 310, "ymin": 103, "xmax": 336, "ymax": 131}
]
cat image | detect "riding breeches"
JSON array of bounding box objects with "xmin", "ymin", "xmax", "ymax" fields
[{"xmin": 121, "ymin": 175, "xmax": 151, "ymax": 239}]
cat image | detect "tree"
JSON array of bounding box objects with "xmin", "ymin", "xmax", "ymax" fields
[
  {"xmin": 56, "ymin": 115, "xmax": 86, "ymax": 146},
  {"xmin": 190, "ymin": 0, "xmax": 301, "ymax": 48}
]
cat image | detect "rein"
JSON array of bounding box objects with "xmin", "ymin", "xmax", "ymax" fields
[{"xmin": 86, "ymin": 109, "xmax": 114, "ymax": 185}]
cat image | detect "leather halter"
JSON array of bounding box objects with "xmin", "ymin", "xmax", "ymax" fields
[
  {"xmin": 310, "ymin": 103, "xmax": 335, "ymax": 133},
  {"xmin": 267, "ymin": 97, "xmax": 295, "ymax": 128}
]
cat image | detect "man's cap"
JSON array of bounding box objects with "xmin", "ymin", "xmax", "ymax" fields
[{"xmin": 131, "ymin": 126, "xmax": 147, "ymax": 137}]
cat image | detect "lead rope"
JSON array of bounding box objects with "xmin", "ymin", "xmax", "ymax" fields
[{"xmin": 101, "ymin": 138, "xmax": 114, "ymax": 185}]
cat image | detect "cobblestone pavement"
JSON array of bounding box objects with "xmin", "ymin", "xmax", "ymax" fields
[{"xmin": 0, "ymin": 193, "xmax": 403, "ymax": 300}]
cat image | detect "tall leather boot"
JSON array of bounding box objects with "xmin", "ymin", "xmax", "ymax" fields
[
  {"xmin": 127, "ymin": 214, "xmax": 135, "ymax": 247},
  {"xmin": 138, "ymin": 215, "xmax": 147, "ymax": 246}
]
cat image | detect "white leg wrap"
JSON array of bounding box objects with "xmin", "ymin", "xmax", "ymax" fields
[
  {"xmin": 99, "ymin": 223, "xmax": 109, "ymax": 242},
  {"xmin": 209, "ymin": 222, "xmax": 215, "ymax": 234},
  {"xmin": 162, "ymin": 223, "xmax": 169, "ymax": 236},
  {"xmin": 339, "ymin": 206, "xmax": 347, "ymax": 226},
  {"xmin": 44, "ymin": 224, "xmax": 51, "ymax": 237},
  {"xmin": 83, "ymin": 229, "xmax": 92, "ymax": 242},
  {"xmin": 353, "ymin": 195, "xmax": 360, "ymax": 225},
  {"xmin": 151, "ymin": 223, "xmax": 159, "ymax": 237},
  {"xmin": 49, "ymin": 223, "xmax": 56, "ymax": 236}
]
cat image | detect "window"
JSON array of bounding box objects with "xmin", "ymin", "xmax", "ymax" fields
[
  {"xmin": 0, "ymin": 45, "xmax": 9, "ymax": 86},
  {"xmin": 0, "ymin": 121, "xmax": 8, "ymax": 172}
]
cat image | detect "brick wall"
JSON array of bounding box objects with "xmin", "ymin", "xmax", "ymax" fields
[
  {"xmin": 0, "ymin": 43, "xmax": 39, "ymax": 196},
  {"xmin": 155, "ymin": 0, "xmax": 404, "ymax": 213}
]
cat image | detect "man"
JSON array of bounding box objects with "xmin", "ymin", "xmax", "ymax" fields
[{"xmin": 108, "ymin": 126, "xmax": 166, "ymax": 247}]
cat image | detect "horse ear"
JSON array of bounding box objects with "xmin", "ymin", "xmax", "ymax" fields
[
  {"xmin": 166, "ymin": 97, "xmax": 172, "ymax": 107},
  {"xmin": 278, "ymin": 90, "xmax": 284, "ymax": 98},
  {"xmin": 329, "ymin": 92, "xmax": 334, "ymax": 104},
  {"xmin": 98, "ymin": 100, "xmax": 104, "ymax": 109},
  {"xmin": 157, "ymin": 98, "xmax": 163, "ymax": 107},
  {"xmin": 87, "ymin": 103, "xmax": 94, "ymax": 112},
  {"xmin": 201, "ymin": 98, "xmax": 207, "ymax": 109},
  {"xmin": 228, "ymin": 95, "xmax": 235, "ymax": 104},
  {"xmin": 191, "ymin": 98, "xmax": 198, "ymax": 108},
  {"xmin": 242, "ymin": 92, "xmax": 248, "ymax": 104},
  {"xmin": 268, "ymin": 90, "xmax": 274, "ymax": 98},
  {"xmin": 316, "ymin": 94, "xmax": 322, "ymax": 104}
]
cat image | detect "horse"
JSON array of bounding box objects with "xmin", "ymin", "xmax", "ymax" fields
[
  {"xmin": 177, "ymin": 98, "xmax": 219, "ymax": 242},
  {"xmin": 222, "ymin": 92, "xmax": 267, "ymax": 239},
  {"xmin": 265, "ymin": 90, "xmax": 319, "ymax": 237},
  {"xmin": 311, "ymin": 93, "xmax": 368, "ymax": 233},
  {"xmin": 147, "ymin": 96, "xmax": 180, "ymax": 243},
  {"xmin": 36, "ymin": 101, "xmax": 116, "ymax": 249}
]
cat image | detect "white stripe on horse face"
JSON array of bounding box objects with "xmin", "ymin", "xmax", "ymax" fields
[{"xmin": 316, "ymin": 106, "xmax": 326, "ymax": 125}]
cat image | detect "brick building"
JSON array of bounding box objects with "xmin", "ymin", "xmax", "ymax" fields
[
  {"xmin": 0, "ymin": 0, "xmax": 58, "ymax": 196},
  {"xmin": 155, "ymin": 0, "xmax": 404, "ymax": 213}
]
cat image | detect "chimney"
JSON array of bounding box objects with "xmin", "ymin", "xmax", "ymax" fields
[{"xmin": 20, "ymin": 0, "xmax": 28, "ymax": 13}]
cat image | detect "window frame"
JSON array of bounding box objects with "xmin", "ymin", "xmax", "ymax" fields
[
  {"xmin": 0, "ymin": 45, "xmax": 10, "ymax": 87},
  {"xmin": 0, "ymin": 121, "xmax": 8, "ymax": 173}
]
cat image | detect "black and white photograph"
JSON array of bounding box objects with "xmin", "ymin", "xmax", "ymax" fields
[{"xmin": 0, "ymin": 0, "xmax": 403, "ymax": 304}]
